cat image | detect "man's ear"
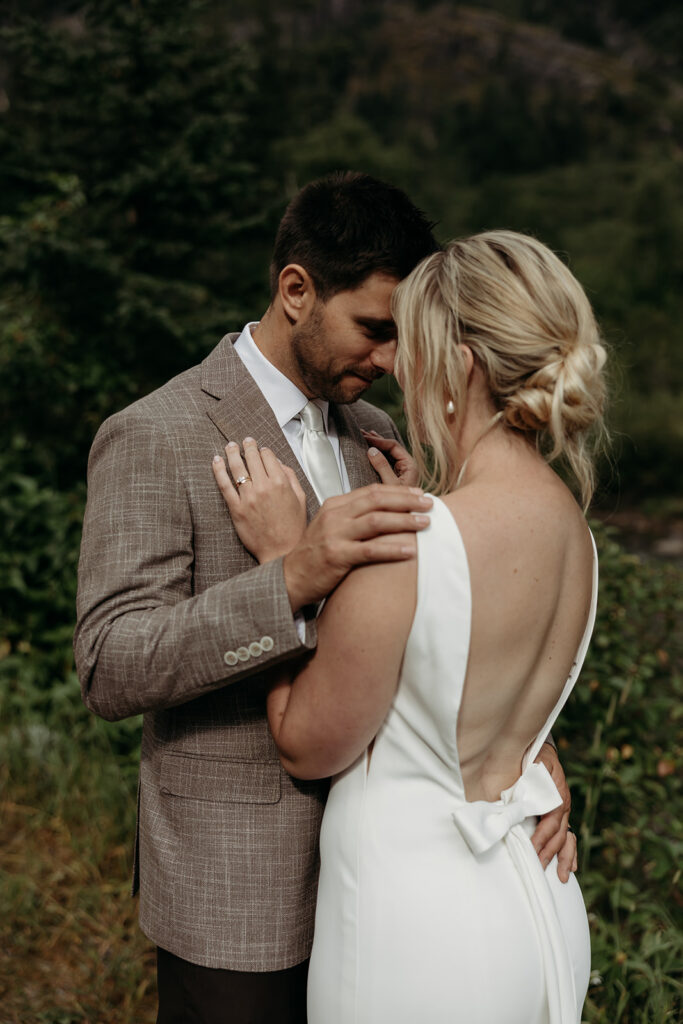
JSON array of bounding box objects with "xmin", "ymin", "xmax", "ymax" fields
[{"xmin": 278, "ymin": 264, "xmax": 318, "ymax": 323}]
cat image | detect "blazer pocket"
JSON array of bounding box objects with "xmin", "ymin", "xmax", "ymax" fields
[{"xmin": 159, "ymin": 751, "xmax": 282, "ymax": 804}]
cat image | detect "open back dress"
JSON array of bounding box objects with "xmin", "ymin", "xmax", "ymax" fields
[{"xmin": 308, "ymin": 496, "xmax": 597, "ymax": 1024}]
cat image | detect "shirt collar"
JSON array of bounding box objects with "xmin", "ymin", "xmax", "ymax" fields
[{"xmin": 232, "ymin": 322, "xmax": 331, "ymax": 430}]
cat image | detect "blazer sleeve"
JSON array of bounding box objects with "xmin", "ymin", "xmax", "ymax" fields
[{"xmin": 73, "ymin": 410, "xmax": 316, "ymax": 722}]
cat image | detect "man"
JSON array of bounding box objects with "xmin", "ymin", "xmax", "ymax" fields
[{"xmin": 75, "ymin": 172, "xmax": 573, "ymax": 1023}]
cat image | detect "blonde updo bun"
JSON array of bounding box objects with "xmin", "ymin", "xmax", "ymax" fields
[
  {"xmin": 504, "ymin": 342, "xmax": 606, "ymax": 434},
  {"xmin": 392, "ymin": 230, "xmax": 607, "ymax": 507}
]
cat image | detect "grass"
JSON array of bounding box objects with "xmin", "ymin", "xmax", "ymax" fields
[{"xmin": 0, "ymin": 710, "xmax": 156, "ymax": 1024}]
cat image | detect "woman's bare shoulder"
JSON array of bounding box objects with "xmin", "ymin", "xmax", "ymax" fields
[
  {"xmin": 314, "ymin": 533, "xmax": 419, "ymax": 670},
  {"xmin": 438, "ymin": 475, "xmax": 591, "ymax": 571},
  {"xmin": 324, "ymin": 533, "xmax": 418, "ymax": 622}
]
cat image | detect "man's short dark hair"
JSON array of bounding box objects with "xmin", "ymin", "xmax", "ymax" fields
[{"xmin": 270, "ymin": 171, "xmax": 440, "ymax": 301}]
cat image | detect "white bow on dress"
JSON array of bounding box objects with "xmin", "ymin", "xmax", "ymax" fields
[{"xmin": 452, "ymin": 761, "xmax": 562, "ymax": 854}]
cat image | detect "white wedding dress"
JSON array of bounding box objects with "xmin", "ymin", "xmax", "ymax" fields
[{"xmin": 308, "ymin": 497, "xmax": 596, "ymax": 1024}]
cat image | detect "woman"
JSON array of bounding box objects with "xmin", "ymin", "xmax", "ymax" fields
[{"xmin": 215, "ymin": 231, "xmax": 606, "ymax": 1023}]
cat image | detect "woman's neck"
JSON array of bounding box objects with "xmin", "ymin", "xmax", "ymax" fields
[{"xmin": 450, "ymin": 368, "xmax": 541, "ymax": 488}]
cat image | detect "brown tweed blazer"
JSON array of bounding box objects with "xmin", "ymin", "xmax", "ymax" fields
[{"xmin": 74, "ymin": 332, "xmax": 402, "ymax": 970}]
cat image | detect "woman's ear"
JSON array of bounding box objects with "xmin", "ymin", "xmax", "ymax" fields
[
  {"xmin": 460, "ymin": 343, "xmax": 475, "ymax": 379},
  {"xmin": 278, "ymin": 264, "xmax": 317, "ymax": 323}
]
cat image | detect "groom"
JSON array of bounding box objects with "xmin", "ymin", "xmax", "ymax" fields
[{"xmin": 75, "ymin": 172, "xmax": 573, "ymax": 1024}]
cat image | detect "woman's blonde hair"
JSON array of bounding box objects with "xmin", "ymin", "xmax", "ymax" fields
[{"xmin": 392, "ymin": 230, "xmax": 608, "ymax": 508}]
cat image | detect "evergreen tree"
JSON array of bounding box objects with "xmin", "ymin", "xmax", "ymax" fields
[{"xmin": 0, "ymin": 0, "xmax": 273, "ymax": 486}]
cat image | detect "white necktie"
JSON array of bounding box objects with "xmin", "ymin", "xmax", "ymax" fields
[{"xmin": 298, "ymin": 401, "xmax": 343, "ymax": 502}]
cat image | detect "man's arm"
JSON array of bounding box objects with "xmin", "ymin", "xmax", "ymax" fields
[{"xmin": 74, "ymin": 410, "xmax": 312, "ymax": 722}]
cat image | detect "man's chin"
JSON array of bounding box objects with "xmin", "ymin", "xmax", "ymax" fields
[
  {"xmin": 307, "ymin": 371, "xmax": 377, "ymax": 405},
  {"xmin": 334, "ymin": 376, "xmax": 373, "ymax": 404}
]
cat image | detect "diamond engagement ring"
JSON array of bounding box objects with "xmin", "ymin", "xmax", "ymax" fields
[{"xmin": 235, "ymin": 475, "xmax": 252, "ymax": 487}]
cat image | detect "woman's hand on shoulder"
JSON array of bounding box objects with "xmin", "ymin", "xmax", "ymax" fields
[{"xmin": 213, "ymin": 438, "xmax": 307, "ymax": 563}]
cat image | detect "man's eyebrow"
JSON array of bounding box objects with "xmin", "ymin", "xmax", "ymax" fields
[{"xmin": 353, "ymin": 316, "xmax": 397, "ymax": 333}]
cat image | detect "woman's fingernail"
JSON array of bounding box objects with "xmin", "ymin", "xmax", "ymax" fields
[
  {"xmin": 411, "ymin": 514, "xmax": 430, "ymax": 524},
  {"xmin": 409, "ymin": 487, "xmax": 424, "ymax": 495},
  {"xmin": 368, "ymin": 447, "xmax": 379, "ymax": 456},
  {"xmin": 419, "ymin": 495, "xmax": 433, "ymax": 505},
  {"xmin": 244, "ymin": 436, "xmax": 254, "ymax": 443},
  {"xmin": 213, "ymin": 455, "xmax": 222, "ymax": 463},
  {"xmin": 227, "ymin": 441, "xmax": 238, "ymax": 449}
]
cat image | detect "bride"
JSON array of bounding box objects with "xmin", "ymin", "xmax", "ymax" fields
[{"xmin": 216, "ymin": 231, "xmax": 606, "ymax": 1023}]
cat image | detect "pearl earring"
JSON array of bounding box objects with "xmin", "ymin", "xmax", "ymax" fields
[{"xmin": 446, "ymin": 399, "xmax": 455, "ymax": 415}]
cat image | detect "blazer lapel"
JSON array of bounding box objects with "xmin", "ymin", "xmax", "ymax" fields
[
  {"xmin": 334, "ymin": 404, "xmax": 379, "ymax": 491},
  {"xmin": 202, "ymin": 335, "xmax": 320, "ymax": 519},
  {"xmin": 202, "ymin": 335, "xmax": 379, "ymax": 518}
]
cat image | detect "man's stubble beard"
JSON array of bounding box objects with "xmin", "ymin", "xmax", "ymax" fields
[{"xmin": 290, "ymin": 304, "xmax": 383, "ymax": 405}]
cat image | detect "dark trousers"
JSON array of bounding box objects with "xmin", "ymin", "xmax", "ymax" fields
[{"xmin": 156, "ymin": 947, "xmax": 309, "ymax": 1024}]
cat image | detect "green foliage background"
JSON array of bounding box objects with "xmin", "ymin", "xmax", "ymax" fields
[{"xmin": 0, "ymin": 1, "xmax": 680, "ymax": 1021}]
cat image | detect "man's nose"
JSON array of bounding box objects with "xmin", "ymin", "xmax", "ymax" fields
[{"xmin": 370, "ymin": 340, "xmax": 397, "ymax": 375}]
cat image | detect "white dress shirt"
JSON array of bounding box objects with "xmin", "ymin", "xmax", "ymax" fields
[
  {"xmin": 233, "ymin": 323, "xmax": 351, "ymax": 638},
  {"xmin": 233, "ymin": 322, "xmax": 351, "ymax": 492}
]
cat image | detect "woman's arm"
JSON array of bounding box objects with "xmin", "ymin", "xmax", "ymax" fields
[{"xmin": 267, "ymin": 547, "xmax": 418, "ymax": 779}]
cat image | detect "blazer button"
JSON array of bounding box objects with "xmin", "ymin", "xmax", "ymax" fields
[
  {"xmin": 260, "ymin": 636, "xmax": 274, "ymax": 652},
  {"xmin": 223, "ymin": 650, "xmax": 239, "ymax": 667},
  {"xmin": 249, "ymin": 641, "xmax": 263, "ymax": 657},
  {"xmin": 236, "ymin": 646, "xmax": 250, "ymax": 662}
]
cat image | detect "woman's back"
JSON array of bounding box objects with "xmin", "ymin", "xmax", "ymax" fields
[
  {"xmin": 307, "ymin": 483, "xmax": 596, "ymax": 1024},
  {"xmin": 444, "ymin": 466, "xmax": 594, "ymax": 801}
]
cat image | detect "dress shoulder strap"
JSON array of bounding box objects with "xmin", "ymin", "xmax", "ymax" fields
[{"xmin": 524, "ymin": 530, "xmax": 599, "ymax": 768}]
